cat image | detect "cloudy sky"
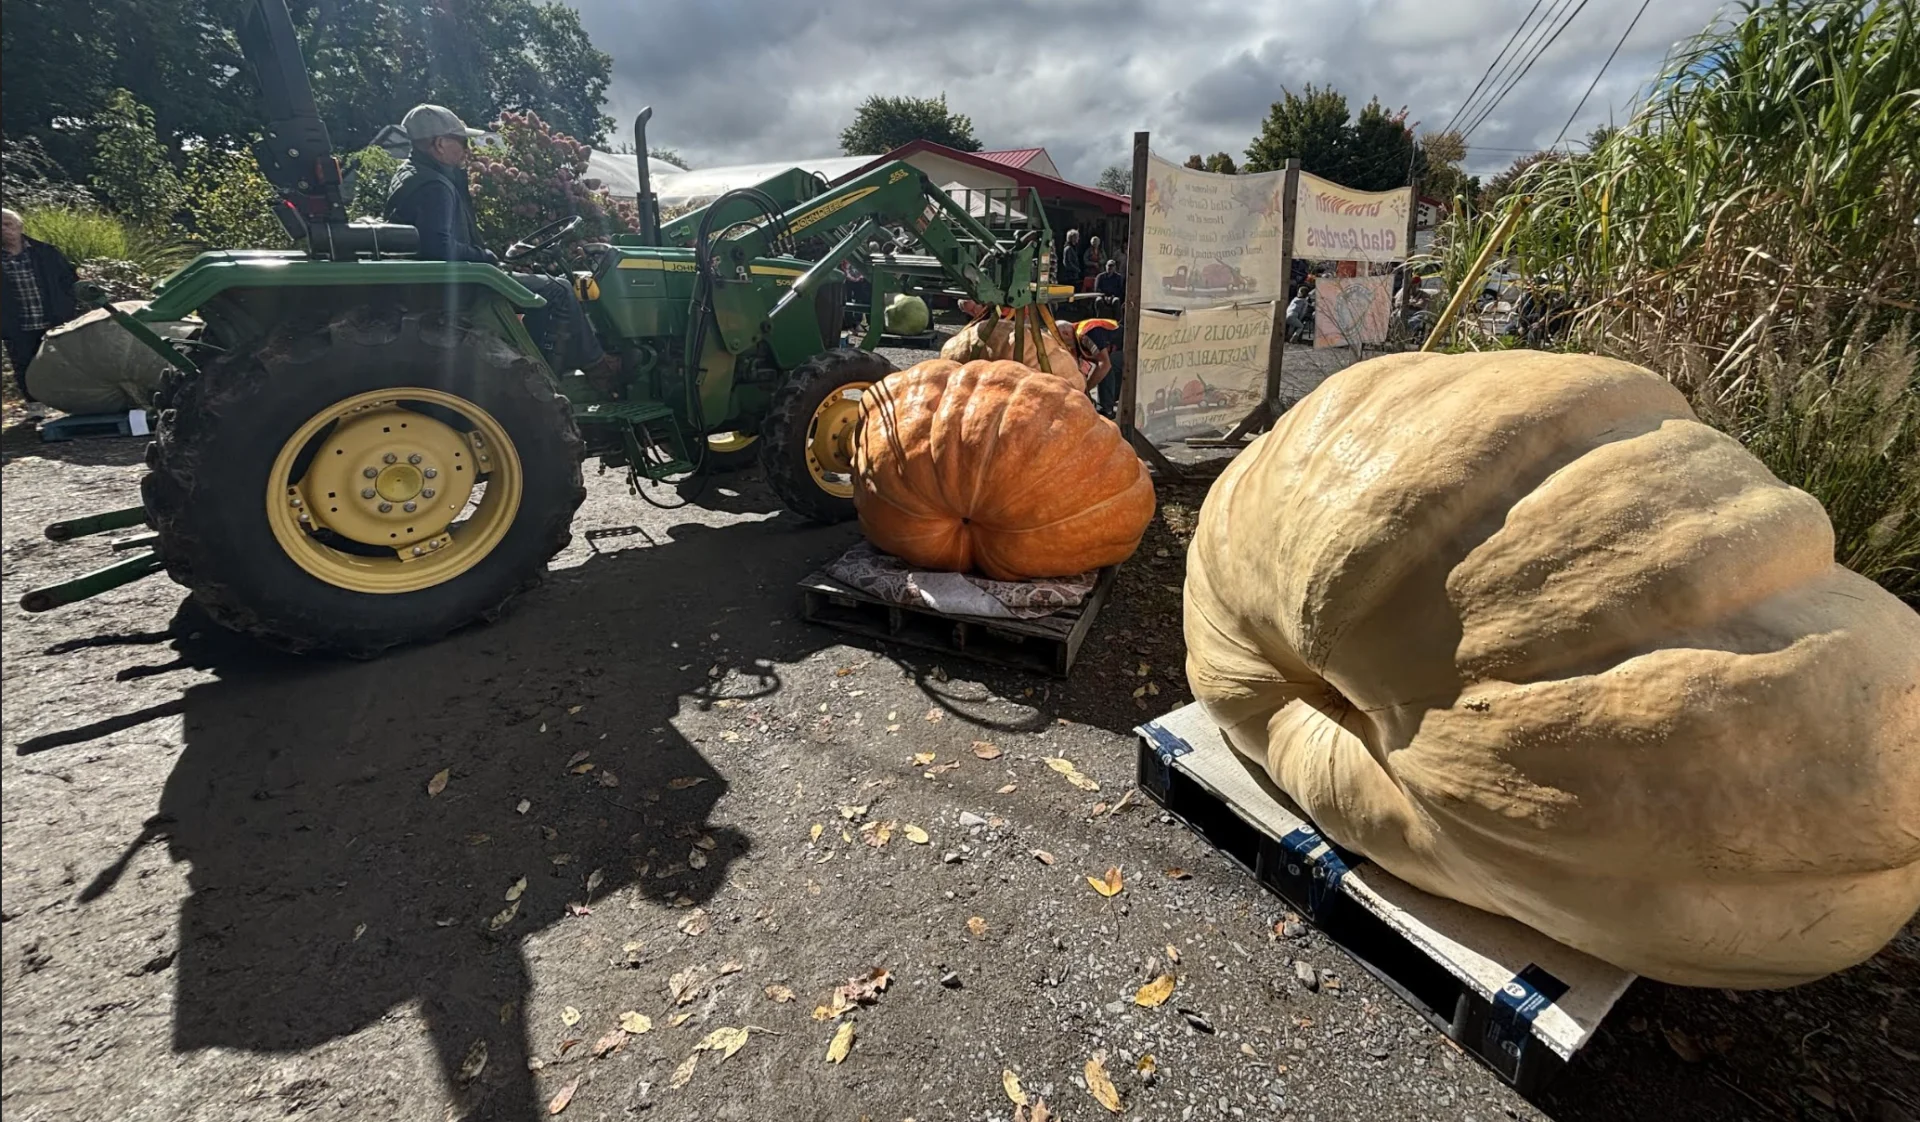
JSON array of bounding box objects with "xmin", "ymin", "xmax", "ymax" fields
[{"xmin": 569, "ymin": 0, "xmax": 1734, "ymax": 184}]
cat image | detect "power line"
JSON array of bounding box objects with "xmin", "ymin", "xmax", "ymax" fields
[
  {"xmin": 1460, "ymin": 0, "xmax": 1598, "ymax": 141},
  {"xmin": 1455, "ymin": 0, "xmax": 1577, "ymax": 138},
  {"xmin": 1440, "ymin": 0, "xmax": 1548, "ymax": 137},
  {"xmin": 1552, "ymin": 0, "xmax": 1654, "ymax": 147}
]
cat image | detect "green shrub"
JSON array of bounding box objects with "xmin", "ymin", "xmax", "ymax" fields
[
  {"xmin": 468, "ymin": 110, "xmax": 638, "ymax": 253},
  {"xmin": 20, "ymin": 205, "xmax": 130, "ymax": 263},
  {"xmin": 344, "ymin": 145, "xmax": 402, "ymax": 220},
  {"xmin": 88, "ymin": 89, "xmax": 185, "ymax": 226},
  {"xmin": 177, "ymin": 146, "xmax": 290, "ymax": 250}
]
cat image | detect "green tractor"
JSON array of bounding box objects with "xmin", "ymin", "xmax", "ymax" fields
[{"xmin": 25, "ymin": 0, "xmax": 1063, "ymax": 657}]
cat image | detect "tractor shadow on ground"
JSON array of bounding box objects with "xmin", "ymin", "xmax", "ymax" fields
[
  {"xmin": 71, "ymin": 515, "xmax": 859, "ymax": 1121},
  {"xmin": 0, "ymin": 423, "xmax": 150, "ymax": 468}
]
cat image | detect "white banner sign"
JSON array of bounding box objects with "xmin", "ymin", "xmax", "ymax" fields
[
  {"xmin": 1294, "ymin": 173, "xmax": 1414, "ymax": 264},
  {"xmin": 1134, "ymin": 302, "xmax": 1273, "ymax": 444},
  {"xmin": 1141, "ymin": 155, "xmax": 1288, "ymax": 308}
]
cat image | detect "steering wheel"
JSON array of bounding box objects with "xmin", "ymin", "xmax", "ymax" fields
[{"xmin": 503, "ymin": 215, "xmax": 583, "ymax": 263}]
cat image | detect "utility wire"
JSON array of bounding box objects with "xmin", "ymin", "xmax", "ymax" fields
[
  {"xmin": 1460, "ymin": 0, "xmax": 1598, "ymax": 141},
  {"xmin": 1552, "ymin": 0, "xmax": 1654, "ymax": 148},
  {"xmin": 1440, "ymin": 0, "xmax": 1549, "ymax": 137},
  {"xmin": 1455, "ymin": 0, "xmax": 1577, "ymax": 138}
]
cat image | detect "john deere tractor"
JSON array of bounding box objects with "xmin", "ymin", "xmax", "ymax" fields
[{"xmin": 23, "ymin": 0, "xmax": 1064, "ymax": 657}]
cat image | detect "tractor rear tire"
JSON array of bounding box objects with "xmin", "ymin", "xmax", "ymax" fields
[
  {"xmin": 142, "ymin": 306, "xmax": 586, "ymax": 658},
  {"xmin": 759, "ymin": 348, "xmax": 895, "ymax": 523}
]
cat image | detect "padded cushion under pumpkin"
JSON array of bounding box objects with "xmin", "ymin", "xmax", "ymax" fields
[
  {"xmin": 854, "ymin": 358, "xmax": 1154, "ymax": 581},
  {"xmin": 1183, "ymin": 349, "xmax": 1920, "ymax": 988}
]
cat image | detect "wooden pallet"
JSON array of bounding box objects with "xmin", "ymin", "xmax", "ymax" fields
[
  {"xmin": 1136, "ymin": 703, "xmax": 1635, "ymax": 1098},
  {"xmin": 798, "ymin": 564, "xmax": 1116, "ymax": 678}
]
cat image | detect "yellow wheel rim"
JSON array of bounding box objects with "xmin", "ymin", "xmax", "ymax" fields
[
  {"xmin": 804, "ymin": 381, "xmax": 870, "ymax": 497},
  {"xmin": 708, "ymin": 431, "xmax": 758, "ymax": 454},
  {"xmin": 265, "ymin": 387, "xmax": 522, "ymax": 595}
]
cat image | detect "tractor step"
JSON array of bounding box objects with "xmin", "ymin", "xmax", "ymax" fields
[
  {"xmin": 797, "ymin": 561, "xmax": 1116, "ymax": 678},
  {"xmin": 574, "ymin": 401, "xmax": 694, "ymax": 481},
  {"xmin": 1135, "ymin": 703, "xmax": 1635, "ymax": 1099}
]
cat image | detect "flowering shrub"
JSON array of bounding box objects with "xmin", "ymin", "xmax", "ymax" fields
[{"xmin": 468, "ymin": 109, "xmax": 637, "ymax": 253}]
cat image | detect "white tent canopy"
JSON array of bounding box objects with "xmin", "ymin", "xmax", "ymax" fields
[
  {"xmin": 633, "ymin": 155, "xmax": 877, "ymax": 207},
  {"xmin": 584, "ymin": 151, "xmax": 696, "ymax": 199}
]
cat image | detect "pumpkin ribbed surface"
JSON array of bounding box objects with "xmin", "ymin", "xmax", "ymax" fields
[
  {"xmin": 854, "ymin": 358, "xmax": 1154, "ymax": 581},
  {"xmin": 1183, "ymin": 349, "xmax": 1920, "ymax": 988},
  {"xmin": 939, "ymin": 317, "xmax": 1085, "ymax": 388}
]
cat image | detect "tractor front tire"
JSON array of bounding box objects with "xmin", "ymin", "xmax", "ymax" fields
[
  {"xmin": 142, "ymin": 306, "xmax": 586, "ymax": 658},
  {"xmin": 759, "ymin": 347, "xmax": 895, "ymax": 523}
]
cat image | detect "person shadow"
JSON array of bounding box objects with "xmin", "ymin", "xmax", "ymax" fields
[{"xmin": 67, "ymin": 514, "xmax": 856, "ymax": 1120}]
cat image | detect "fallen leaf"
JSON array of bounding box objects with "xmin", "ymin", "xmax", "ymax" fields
[
  {"xmin": 1031, "ymin": 850, "xmax": 1056, "ymax": 865},
  {"xmin": 912, "ymin": 751, "xmax": 937, "ymax": 766},
  {"xmin": 1165, "ymin": 867, "xmax": 1191, "ymax": 880},
  {"xmin": 716, "ymin": 960, "xmax": 744, "ymax": 976},
  {"xmin": 1663, "ymin": 1025, "xmax": 1705, "ymax": 1064},
  {"xmin": 427, "ymin": 768, "xmax": 450, "ymax": 797},
  {"xmin": 971, "ymin": 742, "xmax": 1003, "ymax": 760},
  {"xmin": 488, "ymin": 900, "xmax": 521, "ymax": 931},
  {"xmin": 1137, "ymin": 1054, "xmax": 1158, "ymax": 1079},
  {"xmin": 1043, "ymin": 757, "xmax": 1099, "ymax": 792},
  {"xmin": 568, "ymin": 704, "xmax": 583, "ymax": 715},
  {"xmin": 967, "ymin": 916, "xmax": 988, "ymax": 938},
  {"xmin": 1135, "ymin": 974, "xmax": 1177, "ymax": 1007},
  {"xmin": 834, "ymin": 967, "xmax": 893, "ymax": 1009},
  {"xmin": 619, "ymin": 1011, "xmax": 653, "ymax": 1034},
  {"xmin": 1166, "ymin": 944, "xmax": 1181, "ymax": 964},
  {"xmin": 547, "ymin": 1077, "xmax": 579, "ymax": 1114},
  {"xmin": 997, "ymin": 784, "xmax": 1018, "ymax": 794},
  {"xmin": 669, "ymin": 1053, "xmax": 699, "ymax": 1089},
  {"xmin": 825, "ymin": 1020, "xmax": 855, "ymax": 1063},
  {"xmin": 669, "ymin": 966, "xmax": 708, "ymax": 1005},
  {"xmin": 561, "ymin": 1006, "xmax": 581, "ymax": 1026},
  {"xmin": 516, "ymin": 798, "xmax": 531, "ymax": 815},
  {"xmin": 593, "ymin": 1028, "xmax": 628, "ymax": 1057},
  {"xmin": 810, "ymin": 823, "xmax": 824, "ymax": 843},
  {"xmin": 924, "ymin": 708, "xmax": 942, "ymax": 723},
  {"xmin": 1090, "ymin": 801, "xmax": 1110, "ymax": 815},
  {"xmin": 1003, "ymin": 1069, "xmax": 1029, "ymax": 1106},
  {"xmin": 1109, "ymin": 789, "xmax": 1137, "ymax": 815},
  {"xmin": 597, "ymin": 770, "xmax": 619, "ymax": 788},
  {"xmin": 688, "ymin": 848, "xmax": 708, "ymax": 870},
  {"xmin": 697, "ymin": 1026, "xmax": 751, "ymax": 1060},
  {"xmin": 679, "ymin": 909, "xmax": 711, "ymax": 937},
  {"xmin": 669, "ymin": 1012, "xmax": 693, "ymax": 1028},
  {"xmin": 903, "ymin": 824, "xmax": 930, "ymax": 845},
  {"xmin": 567, "ymin": 750, "xmax": 591, "ymax": 767},
  {"xmin": 1029, "ymin": 1099, "xmax": 1053, "ymax": 1122},
  {"xmin": 585, "ymin": 868, "xmax": 604, "ymax": 895},
  {"xmin": 570, "ymin": 762, "xmax": 596, "ymax": 775},
  {"xmin": 765, "ymin": 984, "xmax": 795, "ymax": 1004},
  {"xmin": 838, "ymin": 805, "xmax": 867, "ymax": 820},
  {"xmin": 1085, "ymin": 1054, "xmax": 1123, "ymax": 1113},
  {"xmin": 668, "ymin": 776, "xmax": 707, "ymax": 790},
  {"xmin": 1088, "ymin": 867, "xmax": 1125, "ymax": 897},
  {"xmin": 695, "ymin": 834, "xmax": 718, "ymax": 851},
  {"xmin": 456, "ymin": 1038, "xmax": 489, "ymax": 1084},
  {"xmin": 353, "ymin": 922, "xmax": 367, "ymax": 941}
]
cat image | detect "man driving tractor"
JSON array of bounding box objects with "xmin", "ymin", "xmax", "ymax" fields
[{"xmin": 384, "ymin": 103, "xmax": 620, "ymax": 382}]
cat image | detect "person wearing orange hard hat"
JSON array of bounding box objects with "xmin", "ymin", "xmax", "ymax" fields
[{"xmin": 1073, "ymin": 317, "xmax": 1122, "ymax": 418}]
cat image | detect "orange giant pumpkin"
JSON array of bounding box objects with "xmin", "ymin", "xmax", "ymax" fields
[{"xmin": 853, "ymin": 358, "xmax": 1155, "ymax": 581}]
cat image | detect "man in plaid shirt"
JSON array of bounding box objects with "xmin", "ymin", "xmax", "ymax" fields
[{"xmin": 2, "ymin": 207, "xmax": 80, "ymax": 410}]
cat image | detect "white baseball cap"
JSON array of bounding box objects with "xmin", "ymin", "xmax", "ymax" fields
[{"xmin": 402, "ymin": 104, "xmax": 486, "ymax": 143}]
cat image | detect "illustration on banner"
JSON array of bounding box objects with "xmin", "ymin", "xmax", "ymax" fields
[{"xmin": 1142, "ymin": 156, "xmax": 1288, "ymax": 308}]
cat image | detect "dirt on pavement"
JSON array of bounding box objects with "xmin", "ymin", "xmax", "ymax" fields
[{"xmin": 2, "ymin": 364, "xmax": 1915, "ymax": 1122}]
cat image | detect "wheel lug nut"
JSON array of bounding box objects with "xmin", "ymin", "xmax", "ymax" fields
[
  {"xmin": 412, "ymin": 546, "xmax": 425, "ymax": 556},
  {"xmin": 383, "ymin": 453, "xmax": 397, "ymax": 464},
  {"xmin": 423, "ymin": 468, "xmax": 438, "ymax": 479},
  {"xmin": 421, "ymin": 489, "xmax": 436, "ymax": 499},
  {"xmin": 361, "ymin": 487, "xmax": 377, "ymax": 499},
  {"xmin": 378, "ymin": 502, "xmax": 393, "ymax": 513},
  {"xmin": 289, "ymin": 497, "xmax": 302, "ymax": 507},
  {"xmin": 408, "ymin": 453, "xmax": 422, "ymax": 465},
  {"xmin": 363, "ymin": 467, "xmax": 378, "ymax": 478},
  {"xmin": 403, "ymin": 501, "xmax": 418, "ymax": 513}
]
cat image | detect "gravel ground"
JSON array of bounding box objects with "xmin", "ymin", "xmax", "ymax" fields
[{"xmin": 2, "ymin": 350, "xmax": 1915, "ymax": 1122}]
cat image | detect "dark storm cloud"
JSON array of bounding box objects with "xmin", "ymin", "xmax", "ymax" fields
[{"xmin": 568, "ymin": 0, "xmax": 1731, "ymax": 181}]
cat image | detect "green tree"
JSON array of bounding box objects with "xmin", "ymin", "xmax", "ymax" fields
[
  {"xmin": 89, "ymin": 89, "xmax": 185, "ymax": 224},
  {"xmin": 1095, "ymin": 164, "xmax": 1131, "ymax": 194},
  {"xmin": 1203, "ymin": 152, "xmax": 1238, "ymax": 174},
  {"xmin": 1243, "ymin": 84, "xmax": 1352, "ymax": 175},
  {"xmin": 1184, "ymin": 154, "xmax": 1206, "ymax": 169},
  {"xmin": 1417, "ymin": 129, "xmax": 1473, "ymax": 204},
  {"xmin": 648, "ymin": 147, "xmax": 689, "ymax": 170},
  {"xmin": 1480, "ymin": 150, "xmax": 1556, "ymax": 208},
  {"xmin": 838, "ymin": 93, "xmax": 982, "ymax": 155},
  {"xmin": 177, "ymin": 145, "xmax": 292, "ymax": 249},
  {"xmin": 1345, "ymin": 97, "xmax": 1417, "ymax": 190}
]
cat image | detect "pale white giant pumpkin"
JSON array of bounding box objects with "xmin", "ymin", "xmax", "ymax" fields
[{"xmin": 1183, "ymin": 350, "xmax": 1920, "ymax": 988}]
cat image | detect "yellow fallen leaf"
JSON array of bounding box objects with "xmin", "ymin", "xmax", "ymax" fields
[
  {"xmin": 912, "ymin": 751, "xmax": 937, "ymax": 766},
  {"xmin": 718, "ymin": 959, "xmax": 743, "ymax": 975},
  {"xmin": 669, "ymin": 1052, "xmax": 698, "ymax": 1089},
  {"xmin": 838, "ymin": 805, "xmax": 867, "ymax": 820},
  {"xmin": 488, "ymin": 899, "xmax": 520, "ymax": 931},
  {"xmin": 669, "ymin": 1012, "xmax": 693, "ymax": 1028},
  {"xmin": 1088, "ymin": 866, "xmax": 1124, "ymax": 897},
  {"xmin": 427, "ymin": 768, "xmax": 450, "ymax": 797},
  {"xmin": 903, "ymin": 824, "xmax": 930, "ymax": 845},
  {"xmin": 561, "ymin": 1006, "xmax": 581, "ymax": 1026},
  {"xmin": 1085, "ymin": 1054, "xmax": 1123, "ymax": 1113},
  {"xmin": 504, "ymin": 876, "xmax": 527, "ymax": 902},
  {"xmin": 971, "ymin": 741, "xmax": 1003, "ymax": 760},
  {"xmin": 667, "ymin": 776, "xmax": 706, "ymax": 789},
  {"xmin": 1003, "ymin": 1069, "xmax": 1029, "ymax": 1106},
  {"xmin": 547, "ymin": 1076, "xmax": 579, "ymax": 1114},
  {"xmin": 619, "ymin": 1011, "xmax": 652, "ymax": 1034},
  {"xmin": 809, "ymin": 823, "xmax": 824, "ymax": 844},
  {"xmin": 826, "ymin": 1020, "xmax": 855, "ymax": 1063},
  {"xmin": 1137, "ymin": 1054, "xmax": 1158, "ymax": 1077},
  {"xmin": 592, "ymin": 1028, "xmax": 628, "ymax": 1057},
  {"xmin": 694, "ymin": 834, "xmax": 717, "ymax": 851},
  {"xmin": 1044, "ymin": 757, "xmax": 1099, "ymax": 792},
  {"xmin": 967, "ymin": 916, "xmax": 988, "ymax": 937},
  {"xmin": 1032, "ymin": 850, "xmax": 1056, "ymax": 865},
  {"xmin": 570, "ymin": 762, "xmax": 595, "ymax": 774},
  {"xmin": 1134, "ymin": 974, "xmax": 1177, "ymax": 1007},
  {"xmin": 1166, "ymin": 943, "xmax": 1181, "ymax": 964},
  {"xmin": 1165, "ymin": 867, "xmax": 1191, "ymax": 880},
  {"xmin": 812, "ymin": 1004, "xmax": 836, "ymax": 1022},
  {"xmin": 765, "ymin": 984, "xmax": 795, "ymax": 1004},
  {"xmin": 679, "ymin": 909, "xmax": 711, "ymax": 937},
  {"xmin": 697, "ymin": 1026, "xmax": 750, "ymax": 1060},
  {"xmin": 997, "ymin": 783, "xmax": 1018, "ymax": 794}
]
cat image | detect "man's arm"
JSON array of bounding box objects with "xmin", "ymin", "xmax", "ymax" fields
[{"xmin": 410, "ymin": 183, "xmax": 494, "ymax": 264}]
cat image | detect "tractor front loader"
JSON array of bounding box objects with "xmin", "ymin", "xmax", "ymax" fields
[{"xmin": 23, "ymin": 0, "xmax": 1064, "ymax": 659}]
